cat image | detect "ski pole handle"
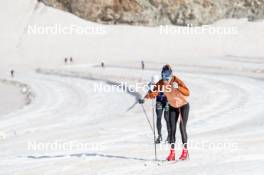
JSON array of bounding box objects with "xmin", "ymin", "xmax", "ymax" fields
[{"xmin": 138, "ymin": 98, "xmax": 145, "ymax": 104}]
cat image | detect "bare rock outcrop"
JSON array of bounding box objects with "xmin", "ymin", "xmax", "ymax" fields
[{"xmin": 40, "ymin": 0, "xmax": 264, "ymax": 26}]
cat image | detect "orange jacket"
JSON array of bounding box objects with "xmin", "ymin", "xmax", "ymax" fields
[{"xmin": 145, "ymin": 75, "xmax": 190, "ymax": 108}]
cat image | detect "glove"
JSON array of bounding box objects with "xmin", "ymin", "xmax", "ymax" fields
[
  {"xmin": 138, "ymin": 98, "xmax": 145, "ymax": 104},
  {"xmin": 172, "ymin": 82, "xmax": 178, "ymax": 89},
  {"xmin": 147, "ymin": 83, "xmax": 153, "ymax": 91}
]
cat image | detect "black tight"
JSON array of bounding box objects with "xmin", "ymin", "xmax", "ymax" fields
[
  {"xmin": 168, "ymin": 103, "xmax": 190, "ymax": 147},
  {"xmin": 156, "ymin": 102, "xmax": 170, "ymax": 137}
]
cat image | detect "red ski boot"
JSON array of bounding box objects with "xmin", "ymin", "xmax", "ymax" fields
[
  {"xmin": 167, "ymin": 148, "xmax": 175, "ymax": 161},
  {"xmin": 179, "ymin": 148, "xmax": 188, "ymax": 160}
]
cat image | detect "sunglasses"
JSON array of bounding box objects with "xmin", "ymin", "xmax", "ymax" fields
[{"xmin": 162, "ymin": 71, "xmax": 171, "ymax": 81}]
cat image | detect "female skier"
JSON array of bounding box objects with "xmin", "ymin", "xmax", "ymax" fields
[{"xmin": 145, "ymin": 65, "xmax": 190, "ymax": 161}]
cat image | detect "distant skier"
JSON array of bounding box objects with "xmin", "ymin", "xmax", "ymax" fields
[
  {"xmin": 64, "ymin": 58, "xmax": 68, "ymax": 64},
  {"xmin": 144, "ymin": 65, "xmax": 190, "ymax": 161},
  {"xmin": 148, "ymin": 76, "xmax": 170, "ymax": 144},
  {"xmin": 70, "ymin": 57, "xmax": 73, "ymax": 63},
  {"xmin": 101, "ymin": 61, "xmax": 105, "ymax": 68},
  {"xmin": 10, "ymin": 70, "xmax": 15, "ymax": 78},
  {"xmin": 141, "ymin": 61, "xmax": 145, "ymax": 70}
]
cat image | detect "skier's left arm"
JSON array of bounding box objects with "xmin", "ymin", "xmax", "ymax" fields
[{"xmin": 173, "ymin": 76, "xmax": 190, "ymax": 96}]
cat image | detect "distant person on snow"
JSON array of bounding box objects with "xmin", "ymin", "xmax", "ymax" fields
[
  {"xmin": 141, "ymin": 60, "xmax": 145, "ymax": 70},
  {"xmin": 70, "ymin": 57, "xmax": 73, "ymax": 63},
  {"xmin": 64, "ymin": 58, "xmax": 68, "ymax": 64},
  {"xmin": 101, "ymin": 61, "xmax": 105, "ymax": 68},
  {"xmin": 10, "ymin": 70, "xmax": 15, "ymax": 78},
  {"xmin": 144, "ymin": 64, "xmax": 190, "ymax": 161},
  {"xmin": 148, "ymin": 75, "xmax": 170, "ymax": 144}
]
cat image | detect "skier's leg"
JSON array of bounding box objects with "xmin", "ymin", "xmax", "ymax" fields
[
  {"xmin": 155, "ymin": 102, "xmax": 163, "ymax": 143},
  {"xmin": 169, "ymin": 105, "xmax": 179, "ymax": 145},
  {"xmin": 167, "ymin": 105, "xmax": 179, "ymax": 161},
  {"xmin": 164, "ymin": 103, "xmax": 170, "ymax": 142},
  {"xmin": 179, "ymin": 103, "xmax": 190, "ymax": 160},
  {"xmin": 179, "ymin": 103, "xmax": 190, "ymax": 147}
]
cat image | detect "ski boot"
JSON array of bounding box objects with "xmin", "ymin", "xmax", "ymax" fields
[
  {"xmin": 155, "ymin": 135, "xmax": 162, "ymax": 144},
  {"xmin": 167, "ymin": 146, "xmax": 175, "ymax": 161},
  {"xmin": 179, "ymin": 148, "xmax": 189, "ymax": 160},
  {"xmin": 166, "ymin": 135, "xmax": 171, "ymax": 143}
]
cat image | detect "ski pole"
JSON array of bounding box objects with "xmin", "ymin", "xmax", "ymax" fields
[
  {"xmin": 140, "ymin": 103, "xmax": 154, "ymax": 133},
  {"xmin": 151, "ymin": 99, "xmax": 157, "ymax": 161},
  {"xmin": 139, "ymin": 98, "xmax": 157, "ymax": 161}
]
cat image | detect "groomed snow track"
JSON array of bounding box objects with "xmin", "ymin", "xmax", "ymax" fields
[{"xmin": 0, "ymin": 64, "xmax": 264, "ymax": 175}]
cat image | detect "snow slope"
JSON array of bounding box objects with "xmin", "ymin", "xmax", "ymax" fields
[
  {"xmin": 1, "ymin": 0, "xmax": 264, "ymax": 73},
  {"xmin": 0, "ymin": 82, "xmax": 24, "ymax": 115},
  {"xmin": 0, "ymin": 0, "xmax": 264, "ymax": 175}
]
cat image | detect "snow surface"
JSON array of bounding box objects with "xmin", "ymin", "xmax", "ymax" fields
[
  {"xmin": 0, "ymin": 81, "xmax": 25, "ymax": 115},
  {"xmin": 0, "ymin": 0, "xmax": 264, "ymax": 175}
]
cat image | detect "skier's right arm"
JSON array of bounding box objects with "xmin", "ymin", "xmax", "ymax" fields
[{"xmin": 145, "ymin": 80, "xmax": 163, "ymax": 99}]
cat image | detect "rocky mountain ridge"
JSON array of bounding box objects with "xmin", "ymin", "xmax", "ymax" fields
[{"xmin": 40, "ymin": 0, "xmax": 264, "ymax": 26}]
